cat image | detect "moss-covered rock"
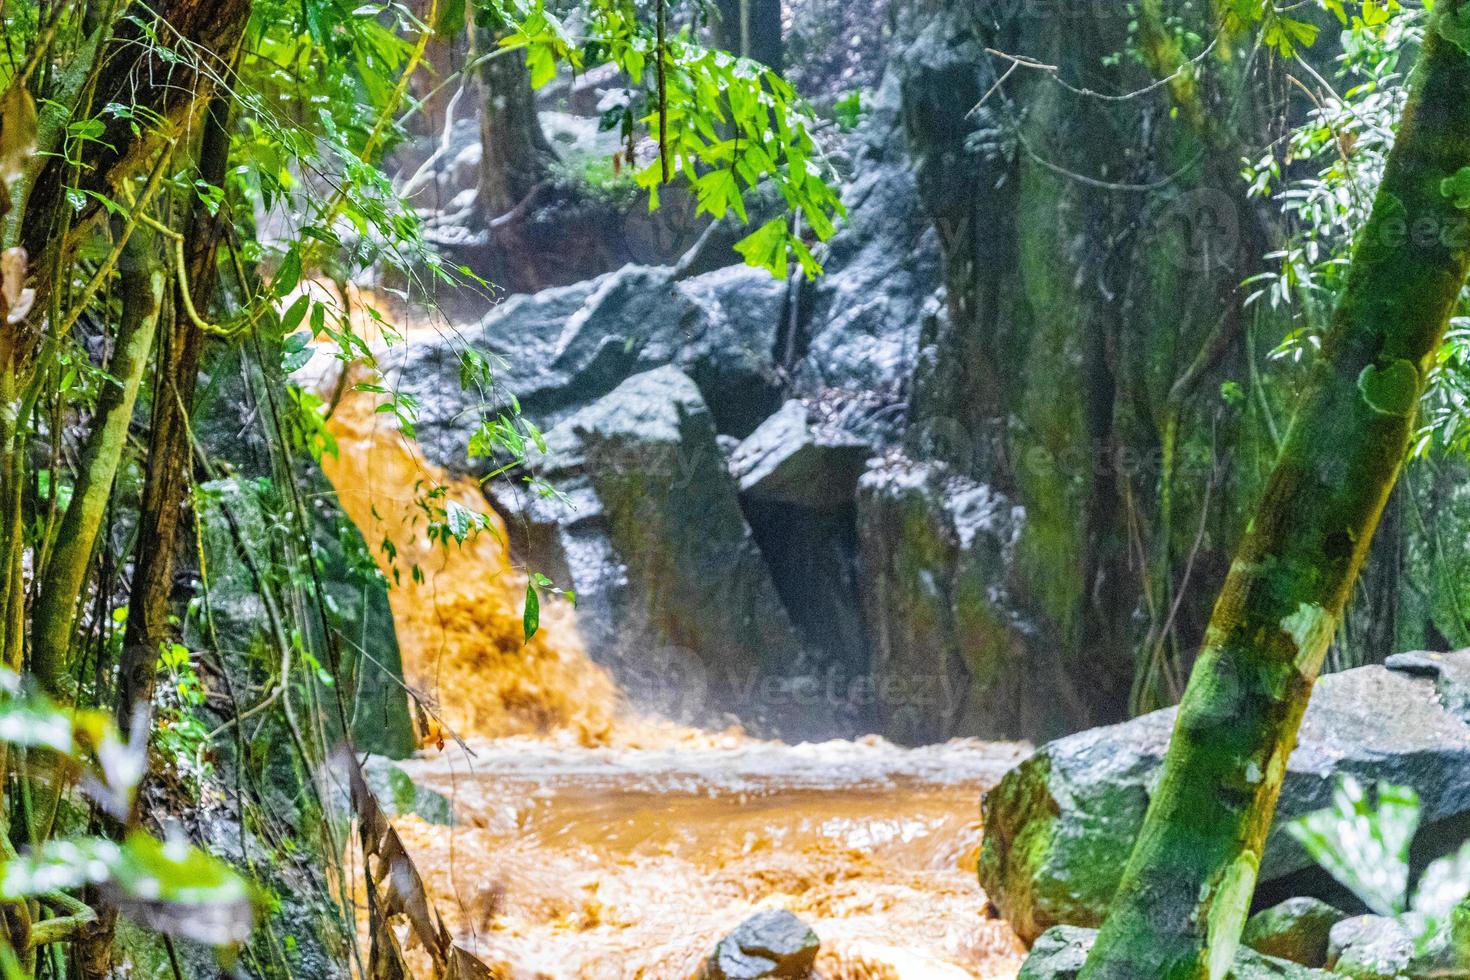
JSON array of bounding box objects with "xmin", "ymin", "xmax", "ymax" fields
[
  {"xmin": 856, "ymin": 454, "xmax": 1078, "ymax": 742},
  {"xmin": 1018, "ymin": 925, "xmax": 1346, "ymax": 979},
  {"xmin": 1326, "ymin": 917, "xmax": 1415, "ymax": 980},
  {"xmin": 980, "ymin": 653, "xmax": 1470, "ymax": 943}
]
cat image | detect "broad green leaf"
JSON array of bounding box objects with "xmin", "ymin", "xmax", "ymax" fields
[
  {"xmin": 0, "ymin": 837, "xmax": 122, "ymax": 897},
  {"xmin": 735, "ymin": 217, "xmax": 790, "ymax": 279},
  {"xmin": 523, "ymin": 582, "xmax": 540, "ymax": 644},
  {"xmin": 1288, "ymin": 778, "xmax": 1419, "ymax": 916},
  {"xmin": 273, "ymin": 247, "xmax": 302, "ymax": 299}
]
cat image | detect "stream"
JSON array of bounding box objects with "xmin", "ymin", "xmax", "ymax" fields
[{"xmin": 314, "ymin": 313, "xmax": 1030, "ymax": 978}]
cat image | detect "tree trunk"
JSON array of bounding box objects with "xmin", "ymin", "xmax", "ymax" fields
[
  {"xmin": 20, "ymin": 0, "xmax": 251, "ymax": 290},
  {"xmin": 33, "ymin": 234, "xmax": 164, "ymax": 695},
  {"xmin": 117, "ymin": 95, "xmax": 232, "ymax": 722},
  {"xmin": 477, "ymin": 41, "xmax": 556, "ymax": 217},
  {"xmin": 1079, "ymin": 8, "xmax": 1470, "ymax": 978},
  {"xmin": 0, "ymin": 365, "xmax": 25, "ymax": 675},
  {"xmin": 712, "ymin": 0, "xmax": 782, "ymax": 70}
]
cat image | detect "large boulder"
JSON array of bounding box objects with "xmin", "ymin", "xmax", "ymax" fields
[
  {"xmin": 856, "ymin": 455, "xmax": 1076, "ymax": 743},
  {"xmin": 979, "ymin": 651, "xmax": 1470, "ymax": 944},
  {"xmin": 698, "ymin": 910, "xmax": 820, "ymax": 980},
  {"xmin": 730, "ymin": 399, "xmax": 871, "ymax": 511},
  {"xmin": 388, "ymin": 262, "xmax": 788, "ymax": 474},
  {"xmin": 1018, "ymin": 926, "xmax": 1344, "ymax": 979},
  {"xmin": 494, "ymin": 366, "xmax": 818, "ymax": 733}
]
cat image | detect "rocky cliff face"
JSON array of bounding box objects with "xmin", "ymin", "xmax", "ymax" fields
[
  {"xmin": 886, "ymin": 0, "xmax": 1293, "ymax": 729},
  {"xmin": 365, "ymin": 0, "xmax": 1470, "ymax": 745}
]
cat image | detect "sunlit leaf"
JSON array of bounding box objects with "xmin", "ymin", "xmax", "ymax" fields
[
  {"xmin": 1413, "ymin": 839, "xmax": 1470, "ymax": 920},
  {"xmin": 1288, "ymin": 778, "xmax": 1419, "ymax": 916}
]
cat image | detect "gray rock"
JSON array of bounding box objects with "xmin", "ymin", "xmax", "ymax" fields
[
  {"xmin": 856, "ymin": 455, "xmax": 1072, "ymax": 743},
  {"xmin": 730, "ymin": 400, "xmax": 871, "ymax": 510},
  {"xmin": 390, "ymin": 263, "xmax": 788, "ymax": 476},
  {"xmin": 978, "ymin": 652, "xmax": 1470, "ymax": 944},
  {"xmin": 1383, "ymin": 651, "xmax": 1470, "ymax": 724},
  {"xmin": 1018, "ymin": 926, "xmax": 1345, "ymax": 979},
  {"xmin": 698, "ymin": 909, "xmax": 820, "ymax": 979},
  {"xmin": 1244, "ymin": 898, "xmax": 1349, "ymax": 968},
  {"xmin": 496, "ymin": 367, "xmax": 817, "ymax": 733},
  {"xmin": 795, "ymin": 74, "xmax": 942, "ymax": 404},
  {"xmin": 1017, "ymin": 925, "xmax": 1094, "ymax": 979},
  {"xmin": 1327, "ymin": 917, "xmax": 1414, "ymax": 979},
  {"xmin": 1232, "ymin": 950, "xmax": 1349, "ymax": 979}
]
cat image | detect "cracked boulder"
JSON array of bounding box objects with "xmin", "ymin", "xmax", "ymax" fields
[
  {"xmin": 979, "ymin": 651, "xmax": 1470, "ymax": 944},
  {"xmin": 730, "ymin": 399, "xmax": 872, "ymax": 511},
  {"xmin": 491, "ymin": 366, "xmax": 821, "ymax": 734}
]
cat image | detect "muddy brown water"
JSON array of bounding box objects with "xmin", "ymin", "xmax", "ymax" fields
[{"xmin": 318, "ymin": 315, "xmax": 1030, "ymax": 978}]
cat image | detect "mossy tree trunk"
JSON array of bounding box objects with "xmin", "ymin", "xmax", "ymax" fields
[
  {"xmin": 1078, "ymin": 7, "xmax": 1470, "ymax": 978},
  {"xmin": 118, "ymin": 94, "xmax": 233, "ymax": 720},
  {"xmin": 32, "ymin": 234, "xmax": 164, "ymax": 695}
]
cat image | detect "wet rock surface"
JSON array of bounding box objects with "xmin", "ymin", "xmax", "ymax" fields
[
  {"xmin": 1326, "ymin": 916, "xmax": 1415, "ymax": 980},
  {"xmin": 494, "ymin": 365, "xmax": 821, "ymax": 734},
  {"xmin": 697, "ymin": 909, "xmax": 821, "ymax": 979},
  {"xmin": 980, "ymin": 651, "xmax": 1470, "ymax": 943},
  {"xmin": 1017, "ymin": 926, "xmax": 1344, "ymax": 979},
  {"xmin": 730, "ymin": 399, "xmax": 871, "ymax": 511},
  {"xmin": 856, "ymin": 455, "xmax": 1076, "ymax": 743},
  {"xmin": 1245, "ymin": 898, "xmax": 1350, "ymax": 968}
]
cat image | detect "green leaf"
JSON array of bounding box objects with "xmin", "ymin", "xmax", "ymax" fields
[
  {"xmin": 435, "ymin": 0, "xmax": 464, "ymax": 35},
  {"xmin": 273, "ymin": 247, "xmax": 302, "ymax": 299},
  {"xmin": 734, "ymin": 217, "xmax": 790, "ymax": 279},
  {"xmin": 1, "ymin": 833, "xmax": 252, "ymax": 945},
  {"xmin": 444, "ymin": 500, "xmax": 475, "ymax": 541},
  {"xmin": 526, "ymin": 45, "xmax": 558, "ymax": 88},
  {"xmin": 1413, "ymin": 838, "xmax": 1470, "ymax": 920},
  {"xmin": 280, "ymin": 295, "xmax": 311, "ymax": 334},
  {"xmin": 1288, "ymin": 777, "xmax": 1419, "ymax": 916},
  {"xmin": 522, "ymin": 582, "xmax": 540, "ymax": 644},
  {"xmin": 0, "ymin": 698, "xmax": 78, "ymax": 754},
  {"xmin": 281, "ymin": 333, "xmax": 314, "ymax": 374},
  {"xmin": 1358, "ymin": 360, "xmax": 1420, "ymax": 417}
]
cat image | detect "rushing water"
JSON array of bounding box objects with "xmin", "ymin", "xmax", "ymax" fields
[{"xmin": 315, "ymin": 308, "xmax": 1029, "ymax": 978}]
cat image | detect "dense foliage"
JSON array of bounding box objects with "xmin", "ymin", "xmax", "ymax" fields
[{"xmin": 0, "ymin": 0, "xmax": 843, "ymax": 973}]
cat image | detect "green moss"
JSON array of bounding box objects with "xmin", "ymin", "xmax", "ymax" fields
[
  {"xmin": 1434, "ymin": 0, "xmax": 1470, "ymax": 56},
  {"xmin": 1357, "ymin": 360, "xmax": 1420, "ymax": 417},
  {"xmin": 1012, "ymin": 164, "xmax": 1088, "ymax": 637}
]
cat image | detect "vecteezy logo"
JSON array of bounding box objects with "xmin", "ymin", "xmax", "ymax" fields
[
  {"xmin": 1149, "ymin": 186, "xmax": 1241, "ymax": 274},
  {"xmin": 622, "ymin": 642, "xmax": 709, "ymax": 722}
]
